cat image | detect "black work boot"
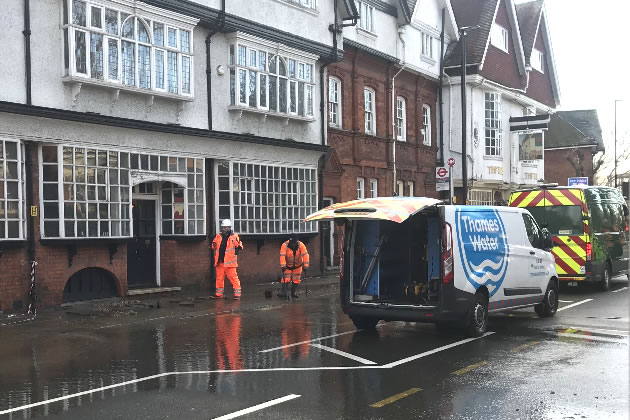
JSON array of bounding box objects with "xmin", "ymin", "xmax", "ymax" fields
[
  {"xmin": 291, "ymin": 282, "xmax": 299, "ymax": 299},
  {"xmin": 277, "ymin": 282, "xmax": 288, "ymax": 298}
]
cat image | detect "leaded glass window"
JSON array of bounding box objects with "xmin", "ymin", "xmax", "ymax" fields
[{"xmin": 0, "ymin": 140, "xmax": 26, "ymax": 240}]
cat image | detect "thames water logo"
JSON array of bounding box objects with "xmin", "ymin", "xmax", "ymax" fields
[{"xmin": 456, "ymin": 209, "xmax": 509, "ymax": 297}]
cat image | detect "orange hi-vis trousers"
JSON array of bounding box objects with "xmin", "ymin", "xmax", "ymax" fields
[
  {"xmin": 282, "ymin": 267, "xmax": 303, "ymax": 284},
  {"xmin": 215, "ymin": 263, "xmax": 241, "ymax": 297}
]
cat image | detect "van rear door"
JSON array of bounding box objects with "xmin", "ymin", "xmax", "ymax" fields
[
  {"xmin": 305, "ymin": 197, "xmax": 442, "ymax": 223},
  {"xmin": 510, "ymin": 189, "xmax": 589, "ymax": 280}
]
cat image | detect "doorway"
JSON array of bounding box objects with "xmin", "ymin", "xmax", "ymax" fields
[{"xmin": 127, "ymin": 199, "xmax": 158, "ymax": 288}]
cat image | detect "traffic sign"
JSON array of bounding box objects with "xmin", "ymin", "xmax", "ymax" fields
[
  {"xmin": 436, "ymin": 167, "xmax": 449, "ymax": 191},
  {"xmin": 437, "ymin": 167, "xmax": 448, "ymax": 178},
  {"xmin": 568, "ymin": 177, "xmax": 588, "ymax": 186},
  {"xmin": 447, "ymin": 158, "xmax": 455, "ymax": 167}
]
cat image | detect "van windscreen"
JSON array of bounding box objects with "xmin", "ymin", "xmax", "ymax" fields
[{"xmin": 527, "ymin": 205, "xmax": 584, "ymax": 235}]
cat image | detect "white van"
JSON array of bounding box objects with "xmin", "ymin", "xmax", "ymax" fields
[{"xmin": 306, "ymin": 197, "xmax": 559, "ymax": 336}]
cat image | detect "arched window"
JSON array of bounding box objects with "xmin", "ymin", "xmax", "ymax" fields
[
  {"xmin": 329, "ymin": 77, "xmax": 342, "ymax": 128},
  {"xmin": 396, "ymin": 96, "xmax": 406, "ymax": 141}
]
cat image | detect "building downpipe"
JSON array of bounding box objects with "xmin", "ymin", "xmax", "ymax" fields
[
  {"xmin": 438, "ymin": 7, "xmax": 446, "ymax": 166},
  {"xmin": 23, "ymin": 0, "xmax": 32, "ymax": 105},
  {"xmin": 205, "ymin": 0, "xmax": 225, "ymax": 131}
]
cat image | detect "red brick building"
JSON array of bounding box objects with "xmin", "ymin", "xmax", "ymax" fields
[
  {"xmin": 544, "ymin": 110, "xmax": 605, "ymax": 186},
  {"xmin": 322, "ymin": 45, "xmax": 440, "ymax": 266}
]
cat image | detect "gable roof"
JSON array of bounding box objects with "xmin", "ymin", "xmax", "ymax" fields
[
  {"xmin": 444, "ymin": 0, "xmax": 526, "ymax": 75},
  {"xmin": 340, "ymin": 0, "xmax": 360, "ymax": 21},
  {"xmin": 545, "ymin": 110, "xmax": 605, "ymax": 152},
  {"xmin": 399, "ymin": 0, "xmax": 418, "ymax": 24},
  {"xmin": 515, "ymin": 0, "xmax": 543, "ymax": 67}
]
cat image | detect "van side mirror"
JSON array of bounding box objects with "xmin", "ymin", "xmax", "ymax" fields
[{"xmin": 541, "ymin": 228, "xmax": 553, "ymax": 250}]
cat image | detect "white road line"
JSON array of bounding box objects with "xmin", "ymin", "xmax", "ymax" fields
[
  {"xmin": 558, "ymin": 300, "xmax": 574, "ymax": 303},
  {"xmin": 0, "ymin": 333, "xmax": 495, "ymax": 416},
  {"xmin": 557, "ymin": 299, "xmax": 593, "ymax": 312},
  {"xmin": 259, "ymin": 330, "xmax": 359, "ymax": 353},
  {"xmin": 212, "ymin": 394, "xmax": 300, "ymax": 420},
  {"xmin": 555, "ymin": 332, "xmax": 629, "ymax": 344},
  {"xmin": 311, "ymin": 344, "xmax": 377, "ymax": 365},
  {"xmin": 383, "ymin": 332, "xmax": 495, "ymax": 368},
  {"xmin": 612, "ymin": 287, "xmax": 628, "ymax": 293}
]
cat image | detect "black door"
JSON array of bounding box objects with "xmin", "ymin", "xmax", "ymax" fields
[{"xmin": 127, "ymin": 199, "xmax": 157, "ymax": 288}]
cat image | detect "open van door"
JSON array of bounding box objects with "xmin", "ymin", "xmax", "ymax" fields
[{"xmin": 305, "ymin": 197, "xmax": 442, "ymax": 223}]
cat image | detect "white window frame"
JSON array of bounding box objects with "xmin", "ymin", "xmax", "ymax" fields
[
  {"xmin": 0, "ymin": 139, "xmax": 26, "ymax": 240},
  {"xmin": 364, "ymin": 88, "xmax": 376, "ymax": 135},
  {"xmin": 532, "ymin": 48, "xmax": 544, "ymax": 73},
  {"xmin": 407, "ymin": 181, "xmax": 414, "ymax": 197},
  {"xmin": 422, "ymin": 104, "xmax": 431, "ymax": 146},
  {"xmin": 329, "ymin": 76, "xmax": 341, "ymax": 128},
  {"xmin": 396, "ymin": 180, "xmax": 404, "ymax": 197},
  {"xmin": 282, "ymin": 0, "xmax": 318, "ymax": 10},
  {"xmin": 228, "ymin": 37, "xmax": 316, "ymax": 120},
  {"xmin": 63, "ymin": 0, "xmax": 195, "ymax": 99},
  {"xmin": 356, "ymin": 1, "xmax": 375, "ymax": 33},
  {"xmin": 369, "ymin": 178, "xmax": 378, "ymax": 198},
  {"xmin": 468, "ymin": 190, "xmax": 493, "ymax": 206},
  {"xmin": 396, "ymin": 96, "xmax": 406, "ymax": 141},
  {"xmin": 357, "ymin": 177, "xmax": 365, "ymax": 199},
  {"xmin": 491, "ymin": 23, "xmax": 509, "ymax": 53},
  {"xmin": 215, "ymin": 161, "xmax": 317, "ymax": 235},
  {"xmin": 484, "ymin": 92, "xmax": 502, "ymax": 156},
  {"xmin": 421, "ymin": 33, "xmax": 434, "ymax": 59}
]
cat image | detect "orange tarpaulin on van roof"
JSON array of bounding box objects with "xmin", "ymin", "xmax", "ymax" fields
[{"xmin": 304, "ymin": 197, "xmax": 442, "ymax": 224}]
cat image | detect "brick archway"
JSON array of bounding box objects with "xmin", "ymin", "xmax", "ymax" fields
[{"xmin": 62, "ymin": 267, "xmax": 120, "ymax": 303}]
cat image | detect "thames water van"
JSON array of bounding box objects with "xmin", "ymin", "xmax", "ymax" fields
[
  {"xmin": 306, "ymin": 197, "xmax": 558, "ymax": 337},
  {"xmin": 509, "ymin": 185, "xmax": 630, "ymax": 290}
]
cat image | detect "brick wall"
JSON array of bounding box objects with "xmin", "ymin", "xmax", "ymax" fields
[
  {"xmin": 160, "ymin": 239, "xmax": 210, "ymax": 291},
  {"xmin": 544, "ymin": 148, "xmax": 595, "ymax": 186},
  {"xmin": 0, "ymin": 247, "xmax": 30, "ymax": 312}
]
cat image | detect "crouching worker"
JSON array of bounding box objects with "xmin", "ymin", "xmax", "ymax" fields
[
  {"xmin": 211, "ymin": 219, "xmax": 243, "ymax": 300},
  {"xmin": 279, "ymin": 234, "xmax": 309, "ymax": 299}
]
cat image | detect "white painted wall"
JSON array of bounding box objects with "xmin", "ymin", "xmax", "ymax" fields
[
  {"xmin": 342, "ymin": 4, "xmax": 399, "ymax": 59},
  {"xmin": 1, "ymin": 0, "xmax": 334, "ymax": 147}
]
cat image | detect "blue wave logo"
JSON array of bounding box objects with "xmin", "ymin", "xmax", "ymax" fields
[{"xmin": 456, "ymin": 208, "xmax": 509, "ymax": 297}]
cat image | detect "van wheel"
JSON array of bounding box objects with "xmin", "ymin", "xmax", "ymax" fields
[
  {"xmin": 465, "ymin": 292, "xmax": 488, "ymax": 338},
  {"xmin": 600, "ymin": 266, "xmax": 611, "ymax": 291},
  {"xmin": 535, "ymin": 280, "xmax": 559, "ymax": 317},
  {"xmin": 350, "ymin": 316, "xmax": 379, "ymax": 330}
]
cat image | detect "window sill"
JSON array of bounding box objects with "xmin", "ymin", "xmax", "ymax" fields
[
  {"xmin": 271, "ymin": 0, "xmax": 319, "ymax": 16},
  {"xmin": 228, "ymin": 105, "xmax": 315, "ymax": 123},
  {"xmin": 356, "ymin": 27, "xmax": 377, "ymax": 40},
  {"xmin": 520, "ymin": 161, "xmax": 540, "ymax": 167},
  {"xmin": 159, "ymin": 235, "xmax": 207, "ymax": 242},
  {"xmin": 62, "ymin": 76, "xmax": 195, "ymax": 106},
  {"xmin": 420, "ymin": 55, "xmax": 437, "ymax": 66},
  {"xmin": 483, "ymin": 155, "xmax": 503, "ymax": 161},
  {"xmin": 0, "ymin": 240, "xmax": 28, "ymax": 248},
  {"xmin": 40, "ymin": 238, "xmax": 130, "ymax": 246}
]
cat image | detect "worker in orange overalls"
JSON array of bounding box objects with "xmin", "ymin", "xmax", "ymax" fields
[
  {"xmin": 211, "ymin": 219, "xmax": 244, "ymax": 300},
  {"xmin": 279, "ymin": 233, "xmax": 309, "ymax": 299}
]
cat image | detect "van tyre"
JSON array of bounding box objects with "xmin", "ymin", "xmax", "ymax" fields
[
  {"xmin": 465, "ymin": 292, "xmax": 488, "ymax": 338},
  {"xmin": 350, "ymin": 316, "xmax": 379, "ymax": 330},
  {"xmin": 535, "ymin": 280, "xmax": 559, "ymax": 317},
  {"xmin": 600, "ymin": 266, "xmax": 611, "ymax": 291}
]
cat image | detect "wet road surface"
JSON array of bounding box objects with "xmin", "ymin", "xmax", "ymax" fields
[{"xmin": 0, "ymin": 278, "xmax": 628, "ymax": 419}]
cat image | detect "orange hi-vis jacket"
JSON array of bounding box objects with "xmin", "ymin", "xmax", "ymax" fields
[
  {"xmin": 280, "ymin": 240, "xmax": 310, "ymax": 270},
  {"xmin": 212, "ymin": 232, "xmax": 243, "ymax": 267}
]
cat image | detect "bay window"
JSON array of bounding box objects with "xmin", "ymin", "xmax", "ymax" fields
[
  {"xmin": 229, "ymin": 37, "xmax": 316, "ymax": 119},
  {"xmin": 63, "ymin": 0, "xmax": 195, "ymax": 98}
]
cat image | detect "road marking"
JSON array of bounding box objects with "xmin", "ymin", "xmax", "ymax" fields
[
  {"xmin": 557, "ymin": 298, "xmax": 593, "ymax": 312},
  {"xmin": 259, "ymin": 330, "xmax": 359, "ymax": 353},
  {"xmin": 511, "ymin": 341, "xmax": 540, "ymax": 353},
  {"xmin": 370, "ymin": 387, "xmax": 422, "ymax": 408},
  {"xmin": 383, "ymin": 332, "xmax": 495, "ymax": 368},
  {"xmin": 564, "ymin": 326, "xmax": 629, "ymax": 336},
  {"xmin": 555, "ymin": 332, "xmax": 629, "ymax": 344},
  {"xmin": 0, "ymin": 334, "xmax": 495, "ymax": 416},
  {"xmin": 558, "ymin": 300, "xmax": 574, "ymax": 303},
  {"xmin": 311, "ymin": 344, "xmax": 376, "ymax": 365},
  {"xmin": 451, "ymin": 361, "xmax": 488, "ymax": 376},
  {"xmin": 212, "ymin": 394, "xmax": 300, "ymax": 420},
  {"xmin": 612, "ymin": 287, "xmax": 628, "ymax": 293}
]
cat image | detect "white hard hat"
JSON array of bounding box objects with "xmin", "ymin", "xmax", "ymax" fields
[{"xmin": 221, "ymin": 219, "xmax": 232, "ymax": 227}]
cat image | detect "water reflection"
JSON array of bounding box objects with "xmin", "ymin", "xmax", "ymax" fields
[{"xmin": 281, "ymin": 305, "xmax": 311, "ymax": 360}]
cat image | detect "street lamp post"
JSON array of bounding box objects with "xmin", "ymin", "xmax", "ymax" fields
[
  {"xmin": 615, "ymin": 99, "xmax": 622, "ymax": 188},
  {"xmin": 459, "ymin": 26, "xmax": 479, "ymax": 204}
]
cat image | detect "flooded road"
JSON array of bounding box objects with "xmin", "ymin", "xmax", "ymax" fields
[{"xmin": 0, "ymin": 279, "xmax": 628, "ymax": 419}]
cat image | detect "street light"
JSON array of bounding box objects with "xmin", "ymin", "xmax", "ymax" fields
[
  {"xmin": 459, "ymin": 25, "xmax": 479, "ymax": 205},
  {"xmin": 615, "ymin": 99, "xmax": 623, "ymax": 188}
]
